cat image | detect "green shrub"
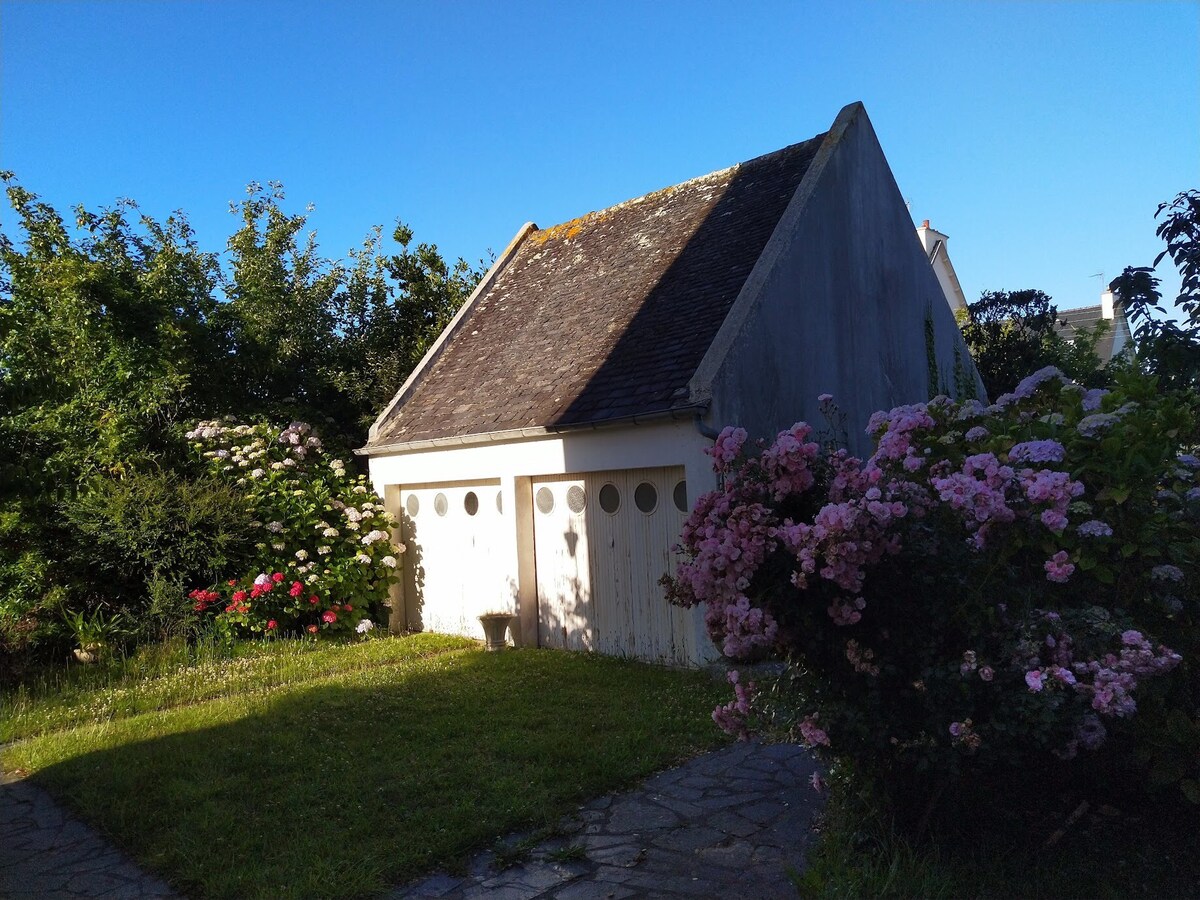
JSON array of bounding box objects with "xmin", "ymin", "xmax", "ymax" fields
[{"xmin": 62, "ymin": 470, "xmax": 258, "ymax": 640}]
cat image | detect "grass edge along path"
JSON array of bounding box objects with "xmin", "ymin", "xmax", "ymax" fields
[{"xmin": 2, "ymin": 639, "xmax": 729, "ymax": 899}]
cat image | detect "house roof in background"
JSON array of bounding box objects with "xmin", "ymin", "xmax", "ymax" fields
[
  {"xmin": 1054, "ymin": 304, "xmax": 1124, "ymax": 363},
  {"xmin": 368, "ymin": 130, "xmax": 827, "ymax": 448}
]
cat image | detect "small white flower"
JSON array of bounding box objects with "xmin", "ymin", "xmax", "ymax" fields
[
  {"xmin": 295, "ymin": 549, "xmax": 309, "ymax": 561},
  {"xmin": 282, "ymin": 458, "xmax": 297, "ymax": 467},
  {"xmin": 382, "ymin": 555, "xmax": 397, "ymax": 568},
  {"xmin": 306, "ymin": 574, "xmax": 319, "ymax": 584},
  {"xmin": 353, "ymin": 485, "xmax": 368, "ymax": 494},
  {"xmin": 270, "ymin": 461, "xmax": 284, "ymax": 470},
  {"xmin": 271, "ymin": 542, "xmax": 286, "ymax": 551},
  {"xmin": 323, "ymin": 527, "xmax": 339, "ymax": 538},
  {"xmin": 318, "ymin": 545, "xmax": 332, "ymax": 555},
  {"xmin": 355, "ymin": 619, "xmax": 375, "ymax": 634},
  {"xmin": 345, "ymin": 521, "xmax": 360, "ymax": 531},
  {"xmin": 251, "ymin": 468, "xmax": 265, "ymax": 479}
]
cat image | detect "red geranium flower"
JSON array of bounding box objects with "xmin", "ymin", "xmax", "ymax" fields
[
  {"xmin": 289, "ymin": 582, "xmax": 303, "ymax": 597},
  {"xmin": 232, "ymin": 590, "xmax": 247, "ymax": 602}
]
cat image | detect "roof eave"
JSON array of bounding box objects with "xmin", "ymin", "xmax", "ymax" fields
[{"xmin": 357, "ymin": 402, "xmax": 710, "ymax": 457}]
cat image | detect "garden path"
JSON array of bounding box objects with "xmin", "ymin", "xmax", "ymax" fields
[
  {"xmin": 0, "ymin": 740, "xmax": 820, "ymax": 899},
  {"xmin": 392, "ymin": 740, "xmax": 821, "ymax": 900}
]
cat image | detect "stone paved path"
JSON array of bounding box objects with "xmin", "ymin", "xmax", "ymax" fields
[
  {"xmin": 391, "ymin": 740, "xmax": 820, "ymax": 899},
  {"xmin": 0, "ymin": 772, "xmax": 177, "ymax": 899},
  {"xmin": 0, "ymin": 741, "xmax": 818, "ymax": 899}
]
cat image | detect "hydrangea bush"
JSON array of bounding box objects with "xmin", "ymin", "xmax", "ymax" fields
[
  {"xmin": 186, "ymin": 421, "xmax": 402, "ymax": 637},
  {"xmin": 664, "ymin": 370, "xmax": 1199, "ymax": 800}
]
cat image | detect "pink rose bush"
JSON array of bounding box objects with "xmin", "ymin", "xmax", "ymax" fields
[
  {"xmin": 186, "ymin": 420, "xmax": 401, "ymax": 637},
  {"xmin": 664, "ymin": 369, "xmax": 1199, "ymax": 798}
]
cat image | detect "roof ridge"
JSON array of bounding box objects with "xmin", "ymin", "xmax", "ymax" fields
[{"xmin": 529, "ymin": 135, "xmax": 827, "ymax": 244}]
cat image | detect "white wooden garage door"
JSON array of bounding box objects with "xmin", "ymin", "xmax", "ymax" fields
[
  {"xmin": 399, "ymin": 480, "xmax": 508, "ymax": 639},
  {"xmin": 532, "ymin": 467, "xmax": 695, "ymax": 665}
]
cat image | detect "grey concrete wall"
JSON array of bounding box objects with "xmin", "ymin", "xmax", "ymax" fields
[{"xmin": 701, "ymin": 105, "xmax": 983, "ymax": 457}]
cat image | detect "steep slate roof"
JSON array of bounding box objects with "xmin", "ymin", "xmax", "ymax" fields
[
  {"xmin": 369, "ymin": 132, "xmax": 826, "ymax": 448},
  {"xmin": 1054, "ymin": 305, "xmax": 1125, "ymax": 363}
]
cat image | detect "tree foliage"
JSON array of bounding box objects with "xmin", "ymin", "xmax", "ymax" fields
[
  {"xmin": 0, "ymin": 175, "xmax": 482, "ymax": 663},
  {"xmin": 956, "ymin": 289, "xmax": 1106, "ymax": 400},
  {"xmin": 1112, "ymin": 189, "xmax": 1200, "ymax": 392}
]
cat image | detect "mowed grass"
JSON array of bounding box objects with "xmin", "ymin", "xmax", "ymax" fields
[{"xmin": 1, "ymin": 636, "xmax": 729, "ymax": 899}]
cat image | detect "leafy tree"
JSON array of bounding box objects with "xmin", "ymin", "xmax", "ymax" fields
[
  {"xmin": 957, "ymin": 289, "xmax": 1106, "ymax": 400},
  {"xmin": 1112, "ymin": 189, "xmax": 1200, "ymax": 392},
  {"xmin": 0, "ymin": 175, "xmax": 481, "ymax": 662}
]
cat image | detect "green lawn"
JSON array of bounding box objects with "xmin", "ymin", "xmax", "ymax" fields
[{"xmin": 1, "ymin": 635, "xmax": 729, "ymax": 898}]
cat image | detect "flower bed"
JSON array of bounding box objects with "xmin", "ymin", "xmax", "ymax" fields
[{"xmin": 186, "ymin": 421, "xmax": 402, "ymax": 637}]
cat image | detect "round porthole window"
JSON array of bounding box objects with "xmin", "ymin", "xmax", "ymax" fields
[
  {"xmin": 405, "ymin": 494, "xmax": 419, "ymax": 518},
  {"xmin": 673, "ymin": 480, "xmax": 688, "ymax": 513},
  {"xmin": 634, "ymin": 481, "xmax": 658, "ymax": 514},
  {"xmin": 536, "ymin": 486, "xmax": 555, "ymax": 514},
  {"xmin": 434, "ymin": 492, "xmax": 448, "ymax": 517},
  {"xmin": 566, "ymin": 485, "xmax": 586, "ymax": 514},
  {"xmin": 496, "ymin": 491, "xmax": 503, "ymax": 514},
  {"xmin": 598, "ymin": 483, "xmax": 620, "ymax": 514},
  {"xmin": 464, "ymin": 491, "xmax": 479, "ymax": 516}
]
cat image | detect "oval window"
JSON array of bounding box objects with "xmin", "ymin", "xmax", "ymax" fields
[
  {"xmin": 464, "ymin": 491, "xmax": 479, "ymax": 516},
  {"xmin": 567, "ymin": 485, "xmax": 586, "ymax": 514},
  {"xmin": 496, "ymin": 491, "xmax": 504, "ymax": 514},
  {"xmin": 434, "ymin": 492, "xmax": 448, "ymax": 517},
  {"xmin": 673, "ymin": 480, "xmax": 688, "ymax": 513},
  {"xmin": 634, "ymin": 482, "xmax": 658, "ymax": 514},
  {"xmin": 405, "ymin": 494, "xmax": 419, "ymax": 518},
  {"xmin": 598, "ymin": 483, "xmax": 620, "ymax": 514},
  {"xmin": 536, "ymin": 486, "xmax": 555, "ymax": 514}
]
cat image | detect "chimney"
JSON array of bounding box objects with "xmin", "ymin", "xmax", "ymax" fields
[{"xmin": 1101, "ymin": 288, "xmax": 1115, "ymax": 319}]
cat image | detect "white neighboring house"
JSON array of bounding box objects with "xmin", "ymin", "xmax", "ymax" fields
[
  {"xmin": 915, "ymin": 220, "xmax": 968, "ymax": 314},
  {"xmin": 360, "ymin": 102, "xmax": 982, "ymax": 666},
  {"xmin": 1054, "ymin": 288, "xmax": 1133, "ymax": 365}
]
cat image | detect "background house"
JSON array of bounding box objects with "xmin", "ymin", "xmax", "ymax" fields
[
  {"xmin": 1054, "ymin": 287, "xmax": 1133, "ymax": 365},
  {"xmin": 362, "ymin": 102, "xmax": 982, "ymax": 666}
]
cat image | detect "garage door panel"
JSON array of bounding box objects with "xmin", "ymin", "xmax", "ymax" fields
[
  {"xmin": 532, "ymin": 476, "xmax": 594, "ymax": 651},
  {"xmin": 399, "ymin": 481, "xmax": 505, "ymax": 640}
]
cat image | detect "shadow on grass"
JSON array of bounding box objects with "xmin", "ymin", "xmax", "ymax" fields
[{"xmin": 19, "ymin": 648, "xmax": 727, "ymax": 899}]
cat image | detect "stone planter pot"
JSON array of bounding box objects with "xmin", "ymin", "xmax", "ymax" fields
[
  {"xmin": 73, "ymin": 646, "xmax": 99, "ymax": 665},
  {"xmin": 479, "ymin": 614, "xmax": 516, "ymax": 652}
]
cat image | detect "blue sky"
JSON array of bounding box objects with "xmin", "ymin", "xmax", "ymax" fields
[{"xmin": 2, "ymin": 1, "xmax": 1197, "ymax": 312}]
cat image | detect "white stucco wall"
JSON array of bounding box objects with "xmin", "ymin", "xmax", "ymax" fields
[{"xmin": 368, "ymin": 419, "xmax": 720, "ymax": 664}]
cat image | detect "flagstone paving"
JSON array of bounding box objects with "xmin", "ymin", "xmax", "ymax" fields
[
  {"xmin": 0, "ymin": 771, "xmax": 177, "ymax": 899},
  {"xmin": 390, "ymin": 740, "xmax": 821, "ymax": 899},
  {"xmin": 0, "ymin": 740, "xmax": 819, "ymax": 899}
]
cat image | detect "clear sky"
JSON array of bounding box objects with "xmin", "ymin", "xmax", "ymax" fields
[{"xmin": 2, "ymin": 0, "xmax": 1197, "ymax": 312}]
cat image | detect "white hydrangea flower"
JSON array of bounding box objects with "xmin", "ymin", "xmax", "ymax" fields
[
  {"xmin": 323, "ymin": 527, "xmax": 339, "ymax": 538},
  {"xmin": 355, "ymin": 553, "xmax": 371, "ymax": 564},
  {"xmin": 318, "ymin": 545, "xmax": 332, "ymax": 555},
  {"xmin": 356, "ymin": 619, "xmax": 375, "ymax": 634},
  {"xmin": 270, "ymin": 462, "xmax": 284, "ymax": 471},
  {"xmin": 394, "ymin": 543, "xmax": 407, "ymax": 554},
  {"xmin": 271, "ymin": 542, "xmax": 286, "ymax": 551},
  {"xmin": 250, "ymin": 468, "xmax": 265, "ymax": 479},
  {"xmin": 345, "ymin": 521, "xmax": 360, "ymax": 531},
  {"xmin": 295, "ymin": 549, "xmax": 309, "ymax": 561},
  {"xmin": 381, "ymin": 555, "xmax": 397, "ymax": 568},
  {"xmin": 266, "ymin": 521, "xmax": 284, "ymax": 533}
]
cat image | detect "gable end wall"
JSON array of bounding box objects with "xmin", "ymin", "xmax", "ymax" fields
[{"xmin": 702, "ymin": 107, "xmax": 983, "ymax": 455}]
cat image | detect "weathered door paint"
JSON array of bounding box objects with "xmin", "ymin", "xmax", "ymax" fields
[
  {"xmin": 531, "ymin": 475, "xmax": 594, "ymax": 651},
  {"xmin": 398, "ymin": 480, "xmax": 507, "ymax": 638}
]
